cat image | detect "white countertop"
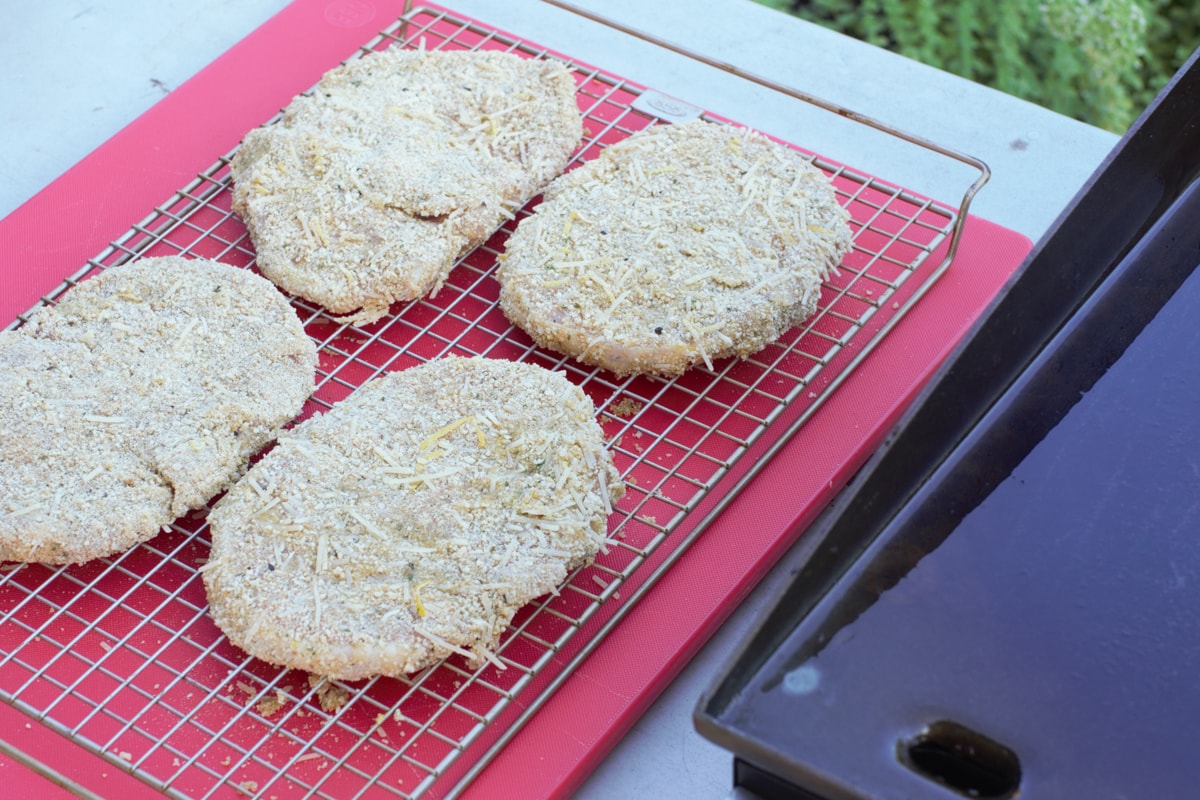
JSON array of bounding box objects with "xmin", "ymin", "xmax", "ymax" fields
[{"xmin": 0, "ymin": 2, "xmax": 1120, "ymax": 798}]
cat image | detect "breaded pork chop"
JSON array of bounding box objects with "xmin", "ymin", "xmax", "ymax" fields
[
  {"xmin": 0, "ymin": 257, "xmax": 317, "ymax": 564},
  {"xmin": 203, "ymin": 357, "xmax": 623, "ymax": 680},
  {"xmin": 497, "ymin": 119, "xmax": 853, "ymax": 377},
  {"xmin": 232, "ymin": 48, "xmax": 583, "ymax": 325}
]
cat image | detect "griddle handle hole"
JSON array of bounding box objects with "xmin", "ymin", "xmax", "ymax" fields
[{"xmin": 898, "ymin": 719, "xmax": 1021, "ymax": 799}]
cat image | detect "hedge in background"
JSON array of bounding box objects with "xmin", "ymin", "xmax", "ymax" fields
[{"xmin": 757, "ymin": 0, "xmax": 1196, "ymax": 132}]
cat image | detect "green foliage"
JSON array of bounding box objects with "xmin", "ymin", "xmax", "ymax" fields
[
  {"xmin": 1043, "ymin": 0, "xmax": 1147, "ymax": 129},
  {"xmin": 1140, "ymin": 0, "xmax": 1200, "ymax": 106},
  {"xmin": 756, "ymin": 0, "xmax": 1198, "ymax": 132}
]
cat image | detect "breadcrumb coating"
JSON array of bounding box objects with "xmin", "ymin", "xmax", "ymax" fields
[
  {"xmin": 0, "ymin": 257, "xmax": 316, "ymax": 564},
  {"xmin": 497, "ymin": 120, "xmax": 853, "ymax": 377},
  {"xmin": 204, "ymin": 357, "xmax": 623, "ymax": 680},
  {"xmin": 232, "ymin": 49, "xmax": 583, "ymax": 324}
]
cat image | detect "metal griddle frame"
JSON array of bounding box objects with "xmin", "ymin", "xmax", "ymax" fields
[{"xmin": 0, "ymin": 3, "xmax": 988, "ymax": 798}]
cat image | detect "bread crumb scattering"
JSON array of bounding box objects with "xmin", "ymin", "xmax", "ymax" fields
[
  {"xmin": 609, "ymin": 398, "xmax": 643, "ymax": 418},
  {"xmin": 309, "ymin": 675, "xmax": 351, "ymax": 713},
  {"xmin": 255, "ymin": 689, "xmax": 289, "ymax": 718}
]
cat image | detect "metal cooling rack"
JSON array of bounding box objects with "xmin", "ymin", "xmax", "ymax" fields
[{"xmin": 0, "ymin": 3, "xmax": 988, "ymax": 799}]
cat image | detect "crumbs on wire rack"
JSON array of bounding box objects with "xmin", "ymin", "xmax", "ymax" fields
[
  {"xmin": 257, "ymin": 689, "xmax": 290, "ymax": 717},
  {"xmin": 309, "ymin": 674, "xmax": 351, "ymax": 713},
  {"xmin": 609, "ymin": 399, "xmax": 643, "ymax": 418}
]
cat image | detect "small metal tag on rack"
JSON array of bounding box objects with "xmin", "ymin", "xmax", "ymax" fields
[{"xmin": 632, "ymin": 90, "xmax": 703, "ymax": 123}]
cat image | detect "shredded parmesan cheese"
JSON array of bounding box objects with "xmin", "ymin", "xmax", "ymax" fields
[
  {"xmin": 418, "ymin": 416, "xmax": 476, "ymax": 452},
  {"xmin": 348, "ymin": 509, "xmax": 386, "ymax": 539},
  {"xmin": 412, "ymin": 580, "xmax": 430, "ymax": 618},
  {"xmin": 254, "ymin": 497, "xmax": 282, "ymax": 518},
  {"xmin": 412, "ymin": 624, "xmax": 506, "ymax": 671}
]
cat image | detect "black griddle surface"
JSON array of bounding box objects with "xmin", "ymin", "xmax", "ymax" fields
[
  {"xmin": 697, "ymin": 45, "xmax": 1200, "ymax": 800},
  {"xmin": 715, "ymin": 253, "xmax": 1200, "ymax": 798}
]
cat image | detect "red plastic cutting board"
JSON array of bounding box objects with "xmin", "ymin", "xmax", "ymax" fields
[{"xmin": 0, "ymin": 1, "xmax": 1032, "ymax": 797}]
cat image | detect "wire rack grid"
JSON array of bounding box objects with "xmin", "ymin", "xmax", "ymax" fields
[{"xmin": 0, "ymin": 5, "xmax": 969, "ymax": 799}]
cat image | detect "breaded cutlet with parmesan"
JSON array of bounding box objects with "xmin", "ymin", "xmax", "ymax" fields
[
  {"xmin": 0, "ymin": 257, "xmax": 317, "ymax": 564},
  {"xmin": 497, "ymin": 119, "xmax": 853, "ymax": 377},
  {"xmin": 202, "ymin": 356, "xmax": 623, "ymax": 680},
  {"xmin": 231, "ymin": 48, "xmax": 583, "ymax": 325}
]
